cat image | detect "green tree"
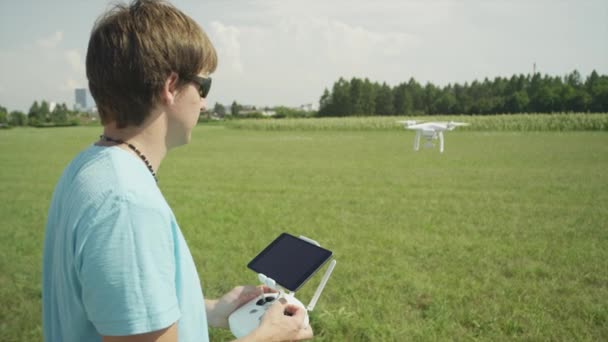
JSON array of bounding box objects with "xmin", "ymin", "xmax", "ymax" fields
[
  {"xmin": 51, "ymin": 103, "xmax": 68, "ymax": 123},
  {"xmin": 505, "ymin": 91, "xmax": 530, "ymax": 113},
  {"xmin": 561, "ymin": 85, "xmax": 588, "ymax": 112},
  {"xmin": 349, "ymin": 78, "xmax": 364, "ymax": 115},
  {"xmin": 230, "ymin": 101, "xmax": 241, "ymax": 116},
  {"xmin": 505, "ymin": 74, "xmax": 525, "ymax": 96},
  {"xmin": 533, "ymin": 79, "xmax": 560, "ymax": 113},
  {"xmin": 331, "ymin": 78, "xmax": 351, "ymax": 117},
  {"xmin": 452, "ymin": 83, "xmax": 472, "ymax": 114},
  {"xmin": 565, "ymin": 70, "xmax": 582, "ymax": 88},
  {"xmin": 406, "ymin": 78, "xmax": 424, "ymax": 113},
  {"xmin": 40, "ymin": 100, "xmax": 51, "ymax": 123},
  {"xmin": 360, "ymin": 78, "xmax": 376, "ymax": 115},
  {"xmin": 586, "ymin": 71, "xmax": 608, "ymax": 112},
  {"xmin": 393, "ymin": 83, "xmax": 412, "ymax": 115},
  {"xmin": 213, "ymin": 102, "xmax": 226, "ymax": 117},
  {"xmin": 0, "ymin": 105, "xmax": 8, "ymax": 124},
  {"xmin": 9, "ymin": 111, "xmax": 27, "ymax": 126},
  {"xmin": 423, "ymin": 83, "xmax": 440, "ymax": 114},
  {"xmin": 318, "ymin": 88, "xmax": 333, "ymax": 117},
  {"xmin": 28, "ymin": 101, "xmax": 41, "ymax": 125},
  {"xmin": 435, "ymin": 90, "xmax": 457, "ymax": 114},
  {"xmin": 317, "ymin": 70, "xmax": 607, "ymax": 116},
  {"xmin": 374, "ymin": 82, "xmax": 394, "ymax": 115},
  {"xmin": 585, "ymin": 70, "xmax": 599, "ymax": 93}
]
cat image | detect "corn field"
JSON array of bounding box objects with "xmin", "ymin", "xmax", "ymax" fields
[{"xmin": 224, "ymin": 113, "xmax": 608, "ymax": 131}]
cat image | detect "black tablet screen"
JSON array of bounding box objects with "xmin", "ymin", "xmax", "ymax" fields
[{"xmin": 247, "ymin": 233, "xmax": 333, "ymax": 292}]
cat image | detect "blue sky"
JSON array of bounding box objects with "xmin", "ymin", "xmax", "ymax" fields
[{"xmin": 1, "ymin": 0, "xmax": 607, "ymax": 112}]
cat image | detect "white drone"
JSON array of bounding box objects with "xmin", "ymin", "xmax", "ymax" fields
[{"xmin": 397, "ymin": 120, "xmax": 470, "ymax": 153}]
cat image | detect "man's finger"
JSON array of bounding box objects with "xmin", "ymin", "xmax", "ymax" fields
[{"xmin": 259, "ymin": 285, "xmax": 278, "ymax": 294}]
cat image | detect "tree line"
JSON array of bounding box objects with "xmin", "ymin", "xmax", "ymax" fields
[
  {"xmin": 0, "ymin": 100, "xmax": 94, "ymax": 127},
  {"xmin": 208, "ymin": 101, "xmax": 313, "ymax": 119},
  {"xmin": 318, "ymin": 70, "xmax": 608, "ymax": 117},
  {"xmin": 3, "ymin": 70, "xmax": 607, "ymax": 127}
]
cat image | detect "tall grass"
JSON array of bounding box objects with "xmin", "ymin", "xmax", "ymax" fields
[{"xmin": 225, "ymin": 113, "xmax": 608, "ymax": 131}]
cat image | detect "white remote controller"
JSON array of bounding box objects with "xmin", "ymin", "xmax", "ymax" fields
[
  {"xmin": 228, "ymin": 292, "xmax": 309, "ymax": 338},
  {"xmin": 228, "ymin": 234, "xmax": 336, "ymax": 339}
]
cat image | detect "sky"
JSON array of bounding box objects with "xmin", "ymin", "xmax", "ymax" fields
[{"xmin": 0, "ymin": 0, "xmax": 607, "ymax": 113}]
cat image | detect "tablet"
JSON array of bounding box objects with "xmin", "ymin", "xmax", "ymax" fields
[{"xmin": 247, "ymin": 233, "xmax": 333, "ymax": 292}]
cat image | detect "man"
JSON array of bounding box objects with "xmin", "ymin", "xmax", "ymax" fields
[{"xmin": 42, "ymin": 1, "xmax": 313, "ymax": 341}]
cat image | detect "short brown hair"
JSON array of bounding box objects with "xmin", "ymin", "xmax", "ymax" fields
[{"xmin": 86, "ymin": 0, "xmax": 217, "ymax": 128}]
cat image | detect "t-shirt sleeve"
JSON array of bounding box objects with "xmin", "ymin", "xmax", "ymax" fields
[{"xmin": 75, "ymin": 194, "xmax": 181, "ymax": 336}]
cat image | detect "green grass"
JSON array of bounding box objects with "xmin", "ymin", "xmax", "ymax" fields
[{"xmin": 1, "ymin": 125, "xmax": 607, "ymax": 341}]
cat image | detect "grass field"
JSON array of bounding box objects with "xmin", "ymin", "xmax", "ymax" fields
[{"xmin": 1, "ymin": 124, "xmax": 607, "ymax": 341}]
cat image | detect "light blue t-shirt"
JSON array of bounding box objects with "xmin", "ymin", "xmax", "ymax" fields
[{"xmin": 43, "ymin": 145, "xmax": 209, "ymax": 341}]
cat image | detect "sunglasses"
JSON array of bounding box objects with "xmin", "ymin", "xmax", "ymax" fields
[{"xmin": 188, "ymin": 75, "xmax": 212, "ymax": 98}]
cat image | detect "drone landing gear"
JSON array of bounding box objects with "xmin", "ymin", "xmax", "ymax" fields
[{"xmin": 413, "ymin": 131, "xmax": 445, "ymax": 153}]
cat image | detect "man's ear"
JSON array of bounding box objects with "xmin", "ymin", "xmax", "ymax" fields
[{"xmin": 160, "ymin": 72, "xmax": 180, "ymax": 105}]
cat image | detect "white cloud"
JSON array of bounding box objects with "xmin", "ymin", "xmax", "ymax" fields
[
  {"xmin": 210, "ymin": 21, "xmax": 243, "ymax": 73},
  {"xmin": 322, "ymin": 20, "xmax": 420, "ymax": 66},
  {"xmin": 65, "ymin": 49, "xmax": 85, "ymax": 73},
  {"xmin": 0, "ymin": 30, "xmax": 88, "ymax": 111},
  {"xmin": 61, "ymin": 78, "xmax": 83, "ymax": 91},
  {"xmin": 205, "ymin": 14, "xmax": 422, "ymax": 107},
  {"xmin": 1, "ymin": 0, "xmax": 606, "ymax": 112},
  {"xmin": 36, "ymin": 31, "xmax": 63, "ymax": 49}
]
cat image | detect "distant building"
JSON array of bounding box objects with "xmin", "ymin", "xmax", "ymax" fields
[
  {"xmin": 299, "ymin": 103, "xmax": 314, "ymax": 111},
  {"xmin": 74, "ymin": 88, "xmax": 96, "ymax": 112},
  {"xmin": 237, "ymin": 105, "xmax": 276, "ymax": 117},
  {"xmin": 260, "ymin": 109, "xmax": 276, "ymax": 117},
  {"xmin": 75, "ymin": 88, "xmax": 88, "ymax": 110}
]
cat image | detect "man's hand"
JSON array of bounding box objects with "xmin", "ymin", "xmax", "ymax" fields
[
  {"xmin": 244, "ymin": 298, "xmax": 313, "ymax": 342},
  {"xmin": 206, "ymin": 285, "xmax": 276, "ymax": 328}
]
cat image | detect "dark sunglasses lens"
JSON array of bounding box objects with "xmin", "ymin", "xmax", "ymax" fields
[{"xmin": 200, "ymin": 78, "xmax": 212, "ymax": 98}]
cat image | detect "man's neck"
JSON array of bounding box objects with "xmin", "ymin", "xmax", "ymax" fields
[{"xmin": 101, "ymin": 112, "xmax": 167, "ymax": 174}]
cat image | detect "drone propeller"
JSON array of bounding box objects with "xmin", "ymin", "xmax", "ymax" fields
[{"xmin": 446, "ymin": 121, "xmax": 470, "ymax": 130}]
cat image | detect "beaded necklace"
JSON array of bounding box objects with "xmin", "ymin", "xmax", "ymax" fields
[{"xmin": 99, "ymin": 135, "xmax": 158, "ymax": 182}]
